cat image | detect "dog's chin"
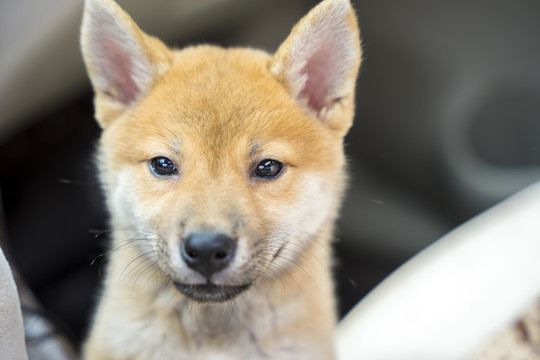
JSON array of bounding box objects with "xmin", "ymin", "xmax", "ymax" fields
[{"xmin": 173, "ymin": 282, "xmax": 251, "ymax": 303}]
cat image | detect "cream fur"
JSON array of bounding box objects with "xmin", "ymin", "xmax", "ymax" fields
[{"xmin": 80, "ymin": 0, "xmax": 361, "ymax": 359}]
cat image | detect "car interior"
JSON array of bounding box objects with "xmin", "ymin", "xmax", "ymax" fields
[{"xmin": 1, "ymin": 0, "xmax": 539, "ymax": 357}]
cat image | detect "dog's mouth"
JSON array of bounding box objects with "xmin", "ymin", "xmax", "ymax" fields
[{"xmin": 173, "ymin": 282, "xmax": 251, "ymax": 303}]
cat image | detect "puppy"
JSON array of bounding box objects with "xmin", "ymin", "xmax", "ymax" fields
[{"xmin": 80, "ymin": 0, "xmax": 361, "ymax": 358}]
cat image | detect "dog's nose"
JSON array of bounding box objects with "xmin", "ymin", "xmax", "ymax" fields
[{"xmin": 181, "ymin": 232, "xmax": 236, "ymax": 278}]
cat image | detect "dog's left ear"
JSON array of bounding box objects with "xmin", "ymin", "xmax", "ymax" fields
[{"xmin": 271, "ymin": 0, "xmax": 361, "ymax": 136}]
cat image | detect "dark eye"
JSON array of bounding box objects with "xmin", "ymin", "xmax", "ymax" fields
[
  {"xmin": 149, "ymin": 157, "xmax": 177, "ymax": 177},
  {"xmin": 253, "ymin": 159, "xmax": 283, "ymax": 179}
]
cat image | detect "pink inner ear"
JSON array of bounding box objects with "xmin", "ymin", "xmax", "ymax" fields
[
  {"xmin": 298, "ymin": 45, "xmax": 338, "ymax": 113},
  {"xmin": 100, "ymin": 38, "xmax": 141, "ymax": 105}
]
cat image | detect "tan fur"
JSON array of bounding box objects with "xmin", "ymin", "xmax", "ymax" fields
[{"xmin": 81, "ymin": 0, "xmax": 361, "ymax": 359}]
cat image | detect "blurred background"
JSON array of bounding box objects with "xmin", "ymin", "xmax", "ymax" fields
[{"xmin": 1, "ymin": 0, "xmax": 539, "ymax": 350}]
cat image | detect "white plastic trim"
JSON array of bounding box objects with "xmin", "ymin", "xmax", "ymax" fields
[{"xmin": 336, "ymin": 181, "xmax": 540, "ymax": 360}]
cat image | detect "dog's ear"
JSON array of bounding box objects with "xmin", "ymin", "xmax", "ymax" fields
[
  {"xmin": 81, "ymin": 0, "xmax": 172, "ymax": 128},
  {"xmin": 271, "ymin": 0, "xmax": 361, "ymax": 135}
]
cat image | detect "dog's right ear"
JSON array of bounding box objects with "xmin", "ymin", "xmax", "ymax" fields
[{"xmin": 81, "ymin": 0, "xmax": 172, "ymax": 128}]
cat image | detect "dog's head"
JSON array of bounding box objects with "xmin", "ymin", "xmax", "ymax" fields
[{"xmin": 81, "ymin": 0, "xmax": 361, "ymax": 303}]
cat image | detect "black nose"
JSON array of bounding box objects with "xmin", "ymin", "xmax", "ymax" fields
[{"xmin": 181, "ymin": 232, "xmax": 236, "ymax": 278}]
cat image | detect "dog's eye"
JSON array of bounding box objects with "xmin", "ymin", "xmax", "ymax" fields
[
  {"xmin": 253, "ymin": 159, "xmax": 283, "ymax": 179},
  {"xmin": 149, "ymin": 157, "xmax": 177, "ymax": 177}
]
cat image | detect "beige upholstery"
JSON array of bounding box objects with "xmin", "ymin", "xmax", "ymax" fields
[{"xmin": 0, "ymin": 246, "xmax": 28, "ymax": 360}]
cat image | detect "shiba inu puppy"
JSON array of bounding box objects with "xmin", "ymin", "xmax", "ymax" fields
[{"xmin": 80, "ymin": 0, "xmax": 361, "ymax": 358}]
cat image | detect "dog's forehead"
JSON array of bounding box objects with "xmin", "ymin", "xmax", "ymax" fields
[
  {"xmin": 107, "ymin": 45, "xmax": 335, "ymax": 169},
  {"xmin": 165, "ymin": 47, "xmax": 290, "ymax": 125},
  {"xmin": 133, "ymin": 47, "xmax": 325, "ymax": 150}
]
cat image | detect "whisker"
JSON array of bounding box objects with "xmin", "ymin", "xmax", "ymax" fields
[
  {"xmin": 89, "ymin": 228, "xmax": 155, "ymax": 238},
  {"xmin": 166, "ymin": 280, "xmax": 180, "ymax": 307},
  {"xmin": 267, "ymin": 260, "xmax": 301, "ymax": 291},
  {"xmin": 90, "ymin": 240, "xmax": 147, "ymax": 266},
  {"xmin": 283, "ymin": 241, "xmax": 326, "ymax": 270},
  {"xmin": 132, "ymin": 259, "xmax": 158, "ymax": 292},
  {"xmin": 142, "ymin": 266, "xmax": 164, "ymax": 290},
  {"xmin": 119, "ymin": 250, "xmax": 155, "ymax": 282},
  {"xmin": 90, "ymin": 238, "xmax": 152, "ymax": 266},
  {"xmin": 279, "ymin": 246, "xmax": 313, "ymax": 267},
  {"xmin": 261, "ymin": 266, "xmax": 287, "ymax": 293},
  {"xmin": 276, "ymin": 253, "xmax": 318, "ymax": 288}
]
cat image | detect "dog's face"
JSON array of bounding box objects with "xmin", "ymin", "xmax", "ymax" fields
[{"xmin": 82, "ymin": 0, "xmax": 361, "ymax": 303}]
